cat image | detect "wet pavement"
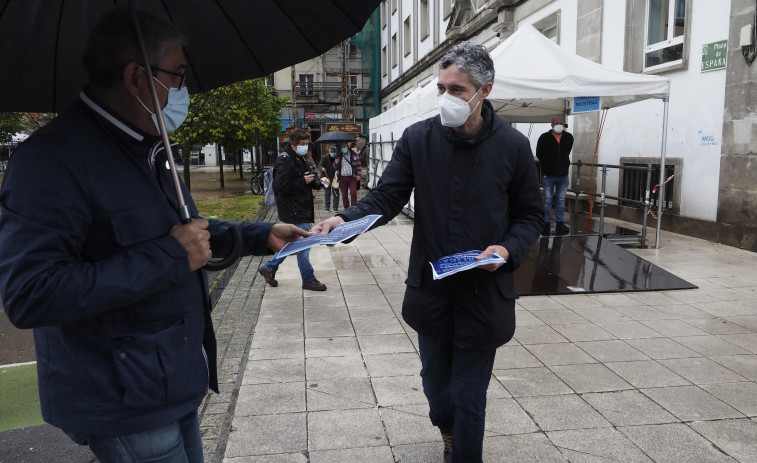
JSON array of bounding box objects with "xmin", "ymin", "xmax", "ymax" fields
[{"xmin": 3, "ymin": 186, "xmax": 757, "ymax": 462}]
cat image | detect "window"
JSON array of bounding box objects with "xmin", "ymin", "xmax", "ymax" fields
[
  {"xmin": 404, "ymin": 17, "xmax": 412, "ymax": 56},
  {"xmin": 644, "ymin": 0, "xmax": 687, "ymax": 71},
  {"xmin": 534, "ymin": 11, "xmax": 561, "ymax": 44},
  {"xmin": 443, "ymin": 0, "xmax": 453, "ymax": 19},
  {"xmin": 392, "ymin": 34, "xmax": 398, "ymax": 68},
  {"xmin": 420, "ymin": 0, "xmax": 430, "ymax": 40},
  {"xmin": 382, "ymin": 46, "xmax": 387, "ymax": 77},
  {"xmin": 381, "ymin": 2, "xmax": 387, "ymax": 29},
  {"xmin": 350, "ymin": 75, "xmax": 360, "ymax": 93},
  {"xmin": 392, "ymin": 0, "xmax": 397, "ymax": 14},
  {"xmin": 263, "ymin": 74, "xmax": 275, "ymax": 87},
  {"xmin": 299, "ymin": 74, "xmax": 313, "ymax": 96}
]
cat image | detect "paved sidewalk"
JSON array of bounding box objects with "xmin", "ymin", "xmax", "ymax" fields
[{"xmin": 206, "ymin": 191, "xmax": 757, "ymax": 463}]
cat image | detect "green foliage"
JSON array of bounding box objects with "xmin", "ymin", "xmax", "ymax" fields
[
  {"xmin": 173, "ymin": 79, "xmax": 288, "ymax": 151},
  {"xmin": 0, "ymin": 112, "xmax": 57, "ymax": 144},
  {"xmin": 0, "ymin": 113, "xmax": 25, "ymax": 144}
]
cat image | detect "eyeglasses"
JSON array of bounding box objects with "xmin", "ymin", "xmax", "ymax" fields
[{"xmin": 151, "ymin": 66, "xmax": 187, "ymax": 88}]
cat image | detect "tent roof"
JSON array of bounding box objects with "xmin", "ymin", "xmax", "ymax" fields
[
  {"xmin": 371, "ymin": 24, "xmax": 670, "ymax": 127},
  {"xmin": 488, "ymin": 24, "xmax": 669, "ymax": 122}
]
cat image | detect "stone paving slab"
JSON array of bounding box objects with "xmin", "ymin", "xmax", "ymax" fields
[{"xmin": 198, "ymin": 196, "xmax": 757, "ymax": 462}]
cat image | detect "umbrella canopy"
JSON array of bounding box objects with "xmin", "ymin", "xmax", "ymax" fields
[
  {"xmin": 315, "ymin": 130, "xmax": 357, "ymax": 143},
  {"xmin": 0, "ymin": 0, "xmax": 381, "ymax": 112}
]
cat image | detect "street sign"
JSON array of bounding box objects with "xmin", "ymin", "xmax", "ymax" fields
[{"xmin": 701, "ymin": 40, "xmax": 727, "ymax": 72}]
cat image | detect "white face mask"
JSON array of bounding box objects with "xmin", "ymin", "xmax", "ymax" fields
[
  {"xmin": 295, "ymin": 145, "xmax": 309, "ymax": 156},
  {"xmin": 438, "ymin": 87, "xmax": 482, "ymax": 128},
  {"xmin": 553, "ymin": 124, "xmax": 565, "ymax": 134}
]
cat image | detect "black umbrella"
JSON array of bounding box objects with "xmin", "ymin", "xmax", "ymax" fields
[
  {"xmin": 315, "ymin": 130, "xmax": 358, "ymax": 143},
  {"xmin": 0, "ymin": 0, "xmax": 380, "ymax": 269},
  {"xmin": 0, "ymin": 0, "xmax": 382, "ymax": 112}
]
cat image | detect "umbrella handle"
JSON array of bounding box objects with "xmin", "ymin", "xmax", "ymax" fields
[{"xmin": 204, "ymin": 224, "xmax": 243, "ymax": 271}]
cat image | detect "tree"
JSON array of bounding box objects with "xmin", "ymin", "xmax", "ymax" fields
[
  {"xmin": 173, "ymin": 78, "xmax": 288, "ymax": 182},
  {"xmin": 1, "ymin": 112, "xmax": 57, "ymax": 145},
  {"xmin": 0, "ymin": 113, "xmax": 25, "ymax": 145}
]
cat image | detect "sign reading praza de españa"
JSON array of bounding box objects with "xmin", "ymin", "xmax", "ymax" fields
[{"xmin": 701, "ymin": 40, "xmax": 727, "ymax": 72}]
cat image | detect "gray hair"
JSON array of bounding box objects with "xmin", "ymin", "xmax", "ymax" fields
[
  {"xmin": 439, "ymin": 42, "xmax": 495, "ymax": 89},
  {"xmin": 82, "ymin": 9, "xmax": 186, "ymax": 88}
]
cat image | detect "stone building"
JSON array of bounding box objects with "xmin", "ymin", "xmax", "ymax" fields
[{"xmin": 374, "ymin": 0, "xmax": 756, "ymax": 251}]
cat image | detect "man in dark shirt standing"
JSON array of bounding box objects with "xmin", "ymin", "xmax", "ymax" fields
[{"xmin": 536, "ymin": 116, "xmax": 574, "ymax": 236}]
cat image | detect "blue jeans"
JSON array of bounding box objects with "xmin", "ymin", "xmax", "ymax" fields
[
  {"xmin": 263, "ymin": 222, "xmax": 315, "ymax": 283},
  {"xmin": 418, "ymin": 333, "xmax": 496, "ymax": 463},
  {"xmin": 542, "ymin": 175, "xmax": 569, "ymax": 223},
  {"xmin": 324, "ymin": 186, "xmax": 339, "ymax": 210},
  {"xmin": 64, "ymin": 411, "xmax": 203, "ymax": 463}
]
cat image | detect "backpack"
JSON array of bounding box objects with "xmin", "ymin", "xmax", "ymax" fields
[{"xmin": 263, "ymin": 168, "xmax": 276, "ymax": 207}]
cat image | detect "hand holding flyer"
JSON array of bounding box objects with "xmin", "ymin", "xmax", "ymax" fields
[
  {"xmin": 430, "ymin": 250, "xmax": 506, "ymax": 280},
  {"xmin": 274, "ymin": 214, "xmax": 382, "ymax": 259}
]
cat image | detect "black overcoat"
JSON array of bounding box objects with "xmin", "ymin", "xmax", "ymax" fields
[{"xmin": 340, "ymin": 101, "xmax": 543, "ymax": 349}]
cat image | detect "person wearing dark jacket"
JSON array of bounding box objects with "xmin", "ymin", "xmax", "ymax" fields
[
  {"xmin": 314, "ymin": 42, "xmax": 542, "ymax": 463},
  {"xmin": 355, "ymin": 132, "xmax": 370, "ymax": 189},
  {"xmin": 0, "ymin": 10, "xmax": 309, "ymax": 463},
  {"xmin": 535, "ymin": 116, "xmax": 574, "ymax": 236},
  {"xmin": 318, "ymin": 145, "xmax": 340, "ymax": 212},
  {"xmin": 258, "ymin": 129, "xmax": 327, "ymax": 291}
]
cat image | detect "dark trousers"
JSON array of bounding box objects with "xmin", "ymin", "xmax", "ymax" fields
[
  {"xmin": 339, "ymin": 175, "xmax": 358, "ymax": 209},
  {"xmin": 418, "ymin": 332, "xmax": 496, "ymax": 463}
]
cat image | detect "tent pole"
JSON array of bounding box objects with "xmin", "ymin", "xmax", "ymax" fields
[{"xmin": 654, "ymin": 96, "xmax": 670, "ymax": 249}]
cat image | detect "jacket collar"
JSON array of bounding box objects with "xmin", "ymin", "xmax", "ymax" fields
[{"xmin": 79, "ymin": 89, "xmax": 158, "ymax": 145}]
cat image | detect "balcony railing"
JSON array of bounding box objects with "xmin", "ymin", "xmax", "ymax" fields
[{"xmin": 295, "ymin": 82, "xmax": 372, "ymax": 97}]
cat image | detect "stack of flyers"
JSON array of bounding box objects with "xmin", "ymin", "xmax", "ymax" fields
[
  {"xmin": 429, "ymin": 250, "xmax": 506, "ymax": 280},
  {"xmin": 274, "ymin": 214, "xmax": 382, "ymax": 259}
]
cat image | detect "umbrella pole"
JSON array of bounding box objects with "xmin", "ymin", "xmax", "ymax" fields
[{"xmin": 129, "ymin": 1, "xmax": 191, "ymax": 224}]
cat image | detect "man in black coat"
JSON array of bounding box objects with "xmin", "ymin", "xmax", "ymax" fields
[
  {"xmin": 535, "ymin": 116, "xmax": 574, "ymax": 236},
  {"xmin": 258, "ymin": 129, "xmax": 327, "ymax": 291},
  {"xmin": 314, "ymin": 42, "xmax": 542, "ymax": 463}
]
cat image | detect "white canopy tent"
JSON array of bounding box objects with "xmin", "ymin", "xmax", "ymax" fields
[{"xmin": 369, "ymin": 24, "xmax": 671, "ymax": 246}]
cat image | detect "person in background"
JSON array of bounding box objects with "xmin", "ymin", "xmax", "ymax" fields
[
  {"xmin": 258, "ymin": 129, "xmax": 327, "ymax": 292},
  {"xmin": 535, "ymin": 115, "xmax": 574, "ymax": 236},
  {"xmin": 0, "ymin": 9, "xmax": 309, "ymax": 462},
  {"xmin": 319, "ymin": 145, "xmax": 340, "ymax": 212},
  {"xmin": 313, "ymin": 42, "xmax": 542, "ymax": 463},
  {"xmin": 355, "ymin": 133, "xmax": 370, "ymax": 189},
  {"xmin": 334, "ymin": 140, "xmax": 362, "ymax": 209}
]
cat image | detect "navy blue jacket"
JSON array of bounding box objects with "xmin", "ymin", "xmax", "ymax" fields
[
  {"xmin": 0, "ymin": 92, "xmax": 273, "ymax": 436},
  {"xmin": 340, "ymin": 101, "xmax": 542, "ymax": 348}
]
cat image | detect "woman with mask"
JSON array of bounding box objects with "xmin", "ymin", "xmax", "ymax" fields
[
  {"xmin": 319, "ymin": 146, "xmax": 340, "ymax": 212},
  {"xmin": 333, "ymin": 140, "xmax": 362, "ymax": 209}
]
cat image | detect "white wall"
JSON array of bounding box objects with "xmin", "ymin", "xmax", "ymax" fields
[
  {"xmin": 514, "ymin": 0, "xmax": 729, "ymax": 222},
  {"xmin": 594, "ymin": 0, "xmax": 730, "ymax": 221}
]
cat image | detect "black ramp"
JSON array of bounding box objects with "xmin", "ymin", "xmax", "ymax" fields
[{"xmin": 515, "ymin": 235, "xmax": 697, "ymax": 296}]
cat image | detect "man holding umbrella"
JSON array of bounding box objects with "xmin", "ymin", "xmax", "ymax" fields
[{"xmin": 0, "ymin": 10, "xmax": 309, "ymax": 462}]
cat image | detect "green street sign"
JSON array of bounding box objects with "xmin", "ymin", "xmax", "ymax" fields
[{"xmin": 701, "ymin": 40, "xmax": 727, "ymax": 72}]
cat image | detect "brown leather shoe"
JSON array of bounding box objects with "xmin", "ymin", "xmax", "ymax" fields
[
  {"xmin": 302, "ymin": 279, "xmax": 327, "ymax": 291},
  {"xmin": 258, "ymin": 267, "xmax": 278, "ymax": 287}
]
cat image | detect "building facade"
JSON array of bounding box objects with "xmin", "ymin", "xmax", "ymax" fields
[
  {"xmin": 270, "ymin": 14, "xmax": 380, "ymax": 161},
  {"xmin": 375, "ymin": 0, "xmax": 757, "ymax": 251}
]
